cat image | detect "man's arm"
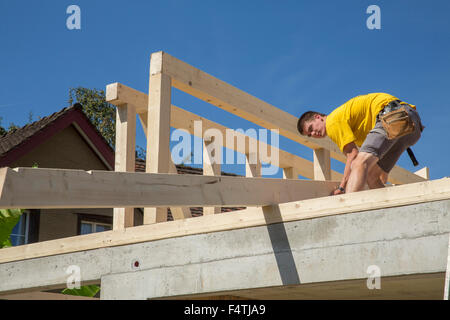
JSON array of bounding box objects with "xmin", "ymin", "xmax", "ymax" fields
[{"xmin": 333, "ymin": 141, "xmax": 358, "ymax": 195}]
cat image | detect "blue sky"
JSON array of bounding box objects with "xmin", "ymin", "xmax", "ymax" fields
[{"xmin": 1, "ymin": 0, "xmax": 449, "ymax": 180}]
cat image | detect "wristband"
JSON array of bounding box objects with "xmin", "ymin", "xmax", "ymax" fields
[{"xmin": 337, "ymin": 186, "xmax": 345, "ymax": 192}]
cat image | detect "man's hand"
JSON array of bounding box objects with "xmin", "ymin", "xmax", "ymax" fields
[{"xmin": 331, "ymin": 186, "xmax": 345, "ymax": 195}]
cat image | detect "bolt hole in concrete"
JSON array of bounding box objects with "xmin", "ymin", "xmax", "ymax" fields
[{"xmin": 132, "ymin": 259, "xmax": 140, "ymax": 270}]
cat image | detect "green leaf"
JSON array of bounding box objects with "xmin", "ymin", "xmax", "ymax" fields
[
  {"xmin": 61, "ymin": 285, "xmax": 100, "ymax": 297},
  {"xmin": 1, "ymin": 237, "xmax": 12, "ymax": 248},
  {"xmin": 0, "ymin": 209, "xmax": 24, "ymax": 248}
]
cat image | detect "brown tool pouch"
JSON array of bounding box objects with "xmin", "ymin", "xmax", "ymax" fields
[{"xmin": 379, "ymin": 106, "xmax": 415, "ymax": 140}]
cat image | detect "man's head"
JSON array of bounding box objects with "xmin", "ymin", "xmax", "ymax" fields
[{"xmin": 297, "ymin": 111, "xmax": 327, "ymax": 138}]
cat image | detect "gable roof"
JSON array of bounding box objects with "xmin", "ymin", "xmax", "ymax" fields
[{"xmin": 0, "ymin": 104, "xmax": 115, "ymax": 169}]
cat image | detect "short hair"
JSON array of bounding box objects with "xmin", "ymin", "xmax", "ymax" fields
[{"xmin": 297, "ymin": 111, "xmax": 326, "ymax": 135}]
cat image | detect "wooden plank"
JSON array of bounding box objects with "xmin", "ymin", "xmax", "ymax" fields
[
  {"xmin": 113, "ymin": 104, "xmax": 136, "ymax": 230},
  {"xmin": 415, "ymin": 167, "xmax": 429, "ymax": 180},
  {"xmin": 106, "ymin": 83, "xmax": 147, "ymax": 112},
  {"xmin": 138, "ymin": 112, "xmax": 192, "ymax": 219},
  {"xmin": 171, "ymin": 106, "xmax": 320, "ymax": 179},
  {"xmin": 245, "ymin": 151, "xmax": 262, "ymax": 217},
  {"xmin": 144, "ymin": 67, "xmax": 172, "ymax": 224},
  {"xmin": 245, "ymin": 152, "xmax": 261, "ymax": 178},
  {"xmin": 168, "ymin": 161, "xmax": 193, "ymax": 219},
  {"xmin": 313, "ymin": 148, "xmax": 331, "ymax": 181},
  {"xmin": 203, "ymin": 137, "xmax": 222, "ymax": 215},
  {"xmin": 0, "ymin": 167, "xmax": 339, "ymax": 209},
  {"xmin": 1, "ymin": 177, "xmax": 448, "ymax": 264},
  {"xmin": 153, "ymin": 52, "xmax": 341, "ymax": 158},
  {"xmin": 283, "ymin": 167, "xmax": 299, "ymax": 179},
  {"xmin": 0, "ymin": 291, "xmax": 99, "ymax": 300}
]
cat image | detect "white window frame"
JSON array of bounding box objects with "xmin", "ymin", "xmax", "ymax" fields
[
  {"xmin": 10, "ymin": 210, "xmax": 30, "ymax": 246},
  {"xmin": 80, "ymin": 220, "xmax": 112, "ymax": 234}
]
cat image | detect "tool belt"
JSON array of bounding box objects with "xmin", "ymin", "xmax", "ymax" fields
[{"xmin": 378, "ymin": 100, "xmax": 415, "ymax": 140}]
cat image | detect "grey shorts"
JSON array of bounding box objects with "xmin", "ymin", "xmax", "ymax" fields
[{"xmin": 359, "ymin": 105, "xmax": 423, "ymax": 173}]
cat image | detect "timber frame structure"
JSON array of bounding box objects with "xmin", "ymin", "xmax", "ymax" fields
[{"xmin": 0, "ymin": 51, "xmax": 449, "ymax": 300}]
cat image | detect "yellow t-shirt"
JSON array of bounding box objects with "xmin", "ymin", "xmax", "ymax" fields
[{"xmin": 325, "ymin": 93, "xmax": 416, "ymax": 152}]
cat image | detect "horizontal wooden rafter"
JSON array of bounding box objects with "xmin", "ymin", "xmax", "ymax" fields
[
  {"xmin": 0, "ymin": 177, "xmax": 448, "ymax": 264},
  {"xmin": 154, "ymin": 52, "xmax": 341, "ymax": 156},
  {"xmin": 0, "ymin": 167, "xmax": 339, "ymax": 209}
]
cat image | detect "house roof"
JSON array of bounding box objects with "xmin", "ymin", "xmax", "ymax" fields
[
  {"xmin": 134, "ymin": 158, "xmax": 240, "ymax": 177},
  {"xmin": 0, "ymin": 104, "xmax": 115, "ymax": 169}
]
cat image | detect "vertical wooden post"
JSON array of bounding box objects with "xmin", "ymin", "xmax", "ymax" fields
[
  {"xmin": 143, "ymin": 53, "xmax": 172, "ymax": 225},
  {"xmin": 138, "ymin": 111, "xmax": 191, "ymax": 220},
  {"xmin": 313, "ymin": 148, "xmax": 331, "ymax": 181},
  {"xmin": 203, "ymin": 136, "xmax": 221, "ymax": 215},
  {"xmin": 113, "ymin": 103, "xmax": 136, "ymax": 230},
  {"xmin": 169, "ymin": 161, "xmax": 193, "ymax": 219},
  {"xmin": 283, "ymin": 167, "xmax": 299, "ymax": 179},
  {"xmin": 246, "ymin": 151, "xmax": 261, "ymax": 178}
]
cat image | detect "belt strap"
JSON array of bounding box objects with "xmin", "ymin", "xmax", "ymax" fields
[{"xmin": 406, "ymin": 147, "xmax": 419, "ymax": 166}]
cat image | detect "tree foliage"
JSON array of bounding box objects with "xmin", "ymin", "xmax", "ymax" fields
[
  {"xmin": 69, "ymin": 87, "xmax": 116, "ymax": 148},
  {"xmin": 0, "ymin": 209, "xmax": 23, "ymax": 248},
  {"xmin": 62, "ymin": 284, "xmax": 100, "ymax": 298},
  {"xmin": 0, "ymin": 116, "xmax": 21, "ymax": 137}
]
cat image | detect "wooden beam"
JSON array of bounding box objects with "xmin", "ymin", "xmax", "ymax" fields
[
  {"xmin": 168, "ymin": 161, "xmax": 193, "ymax": 219},
  {"xmin": 415, "ymin": 167, "xmax": 429, "ymax": 180},
  {"xmin": 245, "ymin": 152, "xmax": 261, "ymax": 178},
  {"xmin": 283, "ymin": 167, "xmax": 299, "ymax": 179},
  {"xmin": 153, "ymin": 52, "xmax": 341, "ymax": 158},
  {"xmin": 106, "ymin": 83, "xmax": 147, "ymax": 112},
  {"xmin": 0, "ymin": 167, "xmax": 339, "ymax": 209},
  {"xmin": 0, "ymin": 291, "xmax": 99, "ymax": 300},
  {"xmin": 245, "ymin": 151, "xmax": 262, "ymax": 218},
  {"xmin": 313, "ymin": 148, "xmax": 331, "ymax": 181},
  {"xmin": 176, "ymin": 106, "xmax": 321, "ymax": 179},
  {"xmin": 138, "ymin": 112, "xmax": 192, "ymax": 220},
  {"xmin": 203, "ymin": 137, "xmax": 222, "ymax": 215},
  {"xmin": 1, "ymin": 177, "xmax": 448, "ymax": 264},
  {"xmin": 144, "ymin": 58, "xmax": 172, "ymax": 224},
  {"xmin": 105, "ymin": 81, "xmax": 423, "ymax": 185},
  {"xmin": 113, "ymin": 104, "xmax": 136, "ymax": 230}
]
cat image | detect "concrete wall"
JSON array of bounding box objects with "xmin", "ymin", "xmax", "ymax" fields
[{"xmin": 1, "ymin": 199, "xmax": 449, "ymax": 299}]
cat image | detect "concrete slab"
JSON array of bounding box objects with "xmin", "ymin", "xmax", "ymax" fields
[{"xmin": 1, "ymin": 199, "xmax": 449, "ymax": 299}]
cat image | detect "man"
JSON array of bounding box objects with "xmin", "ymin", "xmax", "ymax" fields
[{"xmin": 297, "ymin": 93, "xmax": 424, "ymax": 195}]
